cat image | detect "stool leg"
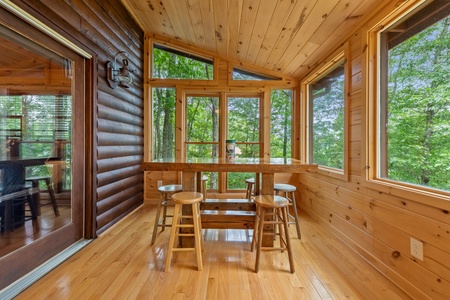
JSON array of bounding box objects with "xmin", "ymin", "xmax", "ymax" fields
[
  {"xmin": 151, "ymin": 192, "xmax": 165, "ymax": 245},
  {"xmin": 197, "ymin": 202, "xmax": 204, "ymax": 251},
  {"xmin": 44, "ymin": 178, "xmax": 59, "ymax": 216},
  {"xmin": 281, "ymin": 206, "xmax": 295, "ymax": 273},
  {"xmin": 277, "ymin": 208, "xmax": 284, "ymax": 252},
  {"xmin": 251, "ymin": 205, "xmax": 260, "ymax": 252},
  {"xmin": 161, "ymin": 193, "xmax": 169, "ymax": 232},
  {"xmin": 165, "ymin": 203, "xmax": 181, "ymax": 272},
  {"xmin": 254, "ymin": 208, "xmax": 265, "ymax": 273},
  {"xmin": 289, "ymin": 191, "xmax": 301, "ymax": 239},
  {"xmin": 192, "ymin": 202, "xmax": 203, "ymax": 271}
]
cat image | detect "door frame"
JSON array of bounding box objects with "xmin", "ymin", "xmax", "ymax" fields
[{"xmin": 0, "ymin": 6, "xmax": 91, "ymax": 289}]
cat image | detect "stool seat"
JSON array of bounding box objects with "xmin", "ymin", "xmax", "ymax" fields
[
  {"xmin": 253, "ymin": 194, "xmax": 289, "ymax": 208},
  {"xmin": 171, "ymin": 191, "xmax": 203, "ymax": 204},
  {"xmin": 165, "ymin": 191, "xmax": 204, "ymax": 272},
  {"xmin": 274, "ymin": 183, "xmax": 296, "ymax": 192},
  {"xmin": 252, "ymin": 195, "xmax": 295, "ymax": 273},
  {"xmin": 151, "ymin": 184, "xmax": 183, "ymax": 245},
  {"xmin": 273, "ymin": 183, "xmax": 301, "ymax": 239},
  {"xmin": 158, "ymin": 184, "xmax": 182, "ymax": 193}
]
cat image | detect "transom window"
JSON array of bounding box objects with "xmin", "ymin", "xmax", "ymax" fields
[{"xmin": 152, "ymin": 43, "xmax": 213, "ymax": 80}]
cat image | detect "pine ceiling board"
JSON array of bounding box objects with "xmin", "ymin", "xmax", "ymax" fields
[
  {"xmin": 285, "ymin": 41, "xmax": 320, "ymax": 77},
  {"xmin": 213, "ymin": 0, "xmax": 229, "ymax": 57},
  {"xmin": 235, "ymin": 0, "xmax": 261, "ymax": 62},
  {"xmin": 199, "ymin": 0, "xmax": 218, "ymax": 53},
  {"xmin": 118, "ymin": 0, "xmax": 154, "ymax": 32},
  {"xmin": 186, "ymin": 0, "xmax": 208, "ymax": 50},
  {"xmin": 265, "ymin": 0, "xmax": 338, "ymax": 73},
  {"xmin": 253, "ymin": 0, "xmax": 298, "ymax": 68},
  {"xmin": 276, "ymin": 0, "xmax": 353, "ymax": 73},
  {"xmin": 153, "ymin": 0, "xmax": 179, "ymax": 40},
  {"xmin": 126, "ymin": 0, "xmax": 177, "ymax": 39},
  {"xmin": 162, "ymin": 0, "xmax": 197, "ymax": 46},
  {"xmin": 245, "ymin": 0, "xmax": 278, "ymax": 65},
  {"xmin": 227, "ymin": 0, "xmax": 244, "ymax": 60},
  {"xmin": 287, "ymin": 0, "xmax": 383, "ymax": 77}
]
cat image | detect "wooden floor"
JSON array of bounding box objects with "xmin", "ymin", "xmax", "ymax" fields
[{"xmin": 15, "ymin": 202, "xmax": 412, "ymax": 299}]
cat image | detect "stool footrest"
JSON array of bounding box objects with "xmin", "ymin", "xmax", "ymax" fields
[{"xmin": 171, "ymin": 248, "xmax": 196, "ymax": 252}]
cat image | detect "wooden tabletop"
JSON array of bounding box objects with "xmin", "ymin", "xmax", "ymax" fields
[{"xmin": 142, "ymin": 158, "xmax": 318, "ymax": 174}]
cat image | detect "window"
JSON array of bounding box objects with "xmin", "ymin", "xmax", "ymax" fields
[
  {"xmin": 227, "ymin": 96, "xmax": 261, "ymax": 189},
  {"xmin": 152, "ymin": 87, "xmax": 176, "ymax": 159},
  {"xmin": 370, "ymin": 1, "xmax": 450, "ymax": 192},
  {"xmin": 232, "ymin": 67, "xmax": 281, "ymax": 80},
  {"xmin": 270, "ymin": 89, "xmax": 292, "ymax": 158},
  {"xmin": 186, "ymin": 95, "xmax": 220, "ymax": 190},
  {"xmin": 305, "ymin": 53, "xmax": 346, "ymax": 173},
  {"xmin": 152, "ymin": 43, "xmax": 213, "ymax": 80}
]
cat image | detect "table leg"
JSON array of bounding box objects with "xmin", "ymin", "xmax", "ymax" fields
[{"xmin": 260, "ymin": 173, "xmax": 275, "ymax": 247}]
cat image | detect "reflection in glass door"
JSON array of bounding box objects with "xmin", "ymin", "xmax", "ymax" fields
[{"xmin": 0, "ymin": 20, "xmax": 83, "ymax": 289}]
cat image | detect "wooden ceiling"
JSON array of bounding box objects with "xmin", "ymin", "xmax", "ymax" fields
[{"xmin": 120, "ymin": 0, "xmax": 385, "ymax": 79}]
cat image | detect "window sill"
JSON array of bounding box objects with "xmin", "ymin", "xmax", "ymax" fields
[{"xmin": 363, "ymin": 177, "xmax": 450, "ymax": 209}]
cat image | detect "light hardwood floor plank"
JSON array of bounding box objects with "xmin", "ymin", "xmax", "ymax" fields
[{"xmin": 15, "ymin": 203, "xmax": 411, "ymax": 300}]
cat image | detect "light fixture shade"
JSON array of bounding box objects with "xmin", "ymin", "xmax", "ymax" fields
[{"xmin": 106, "ymin": 51, "xmax": 133, "ymax": 89}]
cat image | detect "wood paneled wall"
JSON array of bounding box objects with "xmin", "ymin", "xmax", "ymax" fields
[
  {"xmin": 13, "ymin": 0, "xmax": 144, "ymax": 236},
  {"xmin": 298, "ymin": 1, "xmax": 450, "ymax": 299}
]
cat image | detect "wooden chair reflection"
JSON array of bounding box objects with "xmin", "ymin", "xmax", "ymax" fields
[{"xmin": 26, "ymin": 176, "xmax": 59, "ymax": 216}]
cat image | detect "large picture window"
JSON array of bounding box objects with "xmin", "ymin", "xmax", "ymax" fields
[
  {"xmin": 374, "ymin": 1, "xmax": 450, "ymax": 192},
  {"xmin": 306, "ymin": 54, "xmax": 346, "ymax": 172}
]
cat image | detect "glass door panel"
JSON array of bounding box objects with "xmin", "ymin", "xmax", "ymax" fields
[{"xmin": 0, "ymin": 20, "xmax": 84, "ymax": 289}]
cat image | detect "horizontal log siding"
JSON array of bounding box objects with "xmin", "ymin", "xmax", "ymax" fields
[
  {"xmin": 16, "ymin": 0, "xmax": 144, "ymax": 235},
  {"xmin": 298, "ymin": 4, "xmax": 450, "ymax": 299}
]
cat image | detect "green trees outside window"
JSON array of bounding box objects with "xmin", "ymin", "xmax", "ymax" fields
[
  {"xmin": 381, "ymin": 10, "xmax": 450, "ymax": 191},
  {"xmin": 309, "ymin": 63, "xmax": 345, "ymax": 169},
  {"xmin": 152, "ymin": 87, "xmax": 175, "ymax": 159},
  {"xmin": 271, "ymin": 90, "xmax": 292, "ymax": 158},
  {"xmin": 152, "ymin": 44, "xmax": 213, "ymax": 80}
]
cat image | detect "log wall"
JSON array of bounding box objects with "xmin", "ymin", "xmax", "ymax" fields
[
  {"xmin": 298, "ymin": 1, "xmax": 450, "ymax": 299},
  {"xmin": 14, "ymin": 0, "xmax": 144, "ymax": 236}
]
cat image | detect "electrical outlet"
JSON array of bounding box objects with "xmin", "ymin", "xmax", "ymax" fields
[
  {"xmin": 410, "ymin": 237, "xmax": 423, "ymax": 261},
  {"xmin": 157, "ymin": 180, "xmax": 162, "ymax": 187}
]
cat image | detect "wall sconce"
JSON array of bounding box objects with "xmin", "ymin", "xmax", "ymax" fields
[{"xmin": 106, "ymin": 51, "xmax": 133, "ymax": 88}]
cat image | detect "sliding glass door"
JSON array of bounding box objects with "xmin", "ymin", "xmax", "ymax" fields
[{"xmin": 0, "ymin": 18, "xmax": 85, "ymax": 288}]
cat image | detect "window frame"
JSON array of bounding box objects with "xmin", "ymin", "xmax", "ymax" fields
[
  {"xmin": 365, "ymin": 0, "xmax": 450, "ymax": 204},
  {"xmin": 301, "ymin": 46, "xmax": 350, "ymax": 181}
]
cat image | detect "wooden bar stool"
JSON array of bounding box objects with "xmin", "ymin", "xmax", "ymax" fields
[
  {"xmin": 274, "ymin": 183, "xmax": 301, "ymax": 239},
  {"xmin": 26, "ymin": 176, "xmax": 59, "ymax": 217},
  {"xmin": 245, "ymin": 177, "xmax": 255, "ymax": 200},
  {"xmin": 151, "ymin": 184, "xmax": 182, "ymax": 245},
  {"xmin": 165, "ymin": 191, "xmax": 204, "ymax": 272},
  {"xmin": 251, "ymin": 195, "xmax": 295, "ymax": 273}
]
